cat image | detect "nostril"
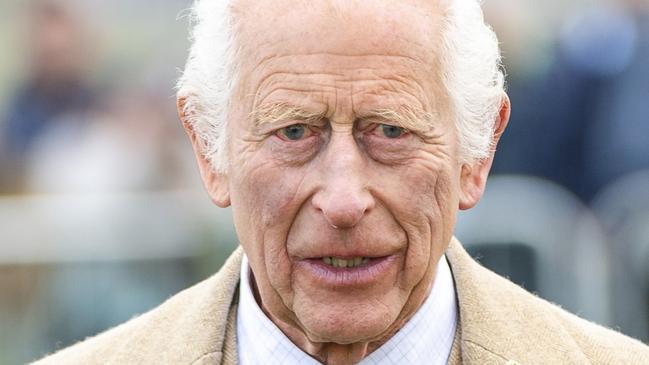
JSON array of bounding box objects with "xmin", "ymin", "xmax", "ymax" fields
[{"xmin": 322, "ymin": 211, "xmax": 340, "ymax": 230}]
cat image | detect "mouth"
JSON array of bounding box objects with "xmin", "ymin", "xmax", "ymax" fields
[
  {"xmin": 321, "ymin": 256, "xmax": 371, "ymax": 268},
  {"xmin": 296, "ymin": 254, "xmax": 398, "ymax": 287}
]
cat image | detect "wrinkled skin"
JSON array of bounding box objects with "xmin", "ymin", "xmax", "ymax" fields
[{"xmin": 180, "ymin": 1, "xmax": 510, "ymax": 364}]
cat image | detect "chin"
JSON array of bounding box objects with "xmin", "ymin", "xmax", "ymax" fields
[{"xmin": 295, "ymin": 300, "xmax": 399, "ymax": 344}]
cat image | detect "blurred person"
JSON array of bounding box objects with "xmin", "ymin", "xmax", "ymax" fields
[
  {"xmin": 582, "ymin": 0, "xmax": 649, "ymax": 196},
  {"xmin": 34, "ymin": 1, "xmax": 649, "ymax": 365},
  {"xmin": 486, "ymin": 0, "xmax": 596, "ymax": 200},
  {"xmin": 490, "ymin": 0, "xmax": 649, "ymax": 201},
  {"xmin": 24, "ymin": 88, "xmax": 189, "ymax": 193},
  {"xmin": 0, "ymin": 0, "xmax": 97, "ymax": 192}
]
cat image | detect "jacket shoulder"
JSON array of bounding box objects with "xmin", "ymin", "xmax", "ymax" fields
[
  {"xmin": 550, "ymin": 302, "xmax": 649, "ymax": 364},
  {"xmin": 446, "ymin": 238, "xmax": 649, "ymax": 364},
  {"xmin": 484, "ymin": 257, "xmax": 649, "ymax": 363},
  {"xmin": 32, "ymin": 248, "xmax": 244, "ymax": 365}
]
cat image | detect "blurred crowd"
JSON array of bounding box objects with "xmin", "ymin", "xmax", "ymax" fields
[
  {"xmin": 0, "ymin": 0, "xmax": 647, "ymax": 200},
  {"xmin": 0, "ymin": 0, "xmax": 196, "ymax": 195},
  {"xmin": 0, "ymin": 0, "xmax": 648, "ymax": 363}
]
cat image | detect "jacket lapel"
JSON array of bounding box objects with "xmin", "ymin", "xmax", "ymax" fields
[
  {"xmin": 185, "ymin": 247, "xmax": 243, "ymax": 365},
  {"xmin": 220, "ymin": 294, "xmax": 239, "ymax": 365}
]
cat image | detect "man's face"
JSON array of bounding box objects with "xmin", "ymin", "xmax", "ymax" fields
[{"xmin": 223, "ymin": 0, "xmax": 463, "ymax": 345}]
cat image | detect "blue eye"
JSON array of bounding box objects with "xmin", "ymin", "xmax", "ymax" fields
[
  {"xmin": 380, "ymin": 124, "xmax": 405, "ymax": 139},
  {"xmin": 280, "ymin": 124, "xmax": 306, "ymax": 140}
]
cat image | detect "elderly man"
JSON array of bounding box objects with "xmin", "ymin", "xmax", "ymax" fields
[{"xmin": 35, "ymin": 0, "xmax": 649, "ymax": 364}]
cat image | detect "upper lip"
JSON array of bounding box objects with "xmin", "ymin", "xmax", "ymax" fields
[
  {"xmin": 294, "ymin": 249, "xmax": 398, "ymax": 260},
  {"xmin": 290, "ymin": 237, "xmax": 405, "ymax": 260}
]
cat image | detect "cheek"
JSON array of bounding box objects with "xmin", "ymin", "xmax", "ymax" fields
[
  {"xmin": 232, "ymin": 153, "xmax": 306, "ymax": 227},
  {"xmin": 229, "ymin": 155, "xmax": 311, "ymax": 305},
  {"xmin": 381, "ymin": 161, "xmax": 459, "ymax": 286}
]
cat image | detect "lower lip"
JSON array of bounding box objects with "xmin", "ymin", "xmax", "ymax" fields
[{"xmin": 295, "ymin": 255, "xmax": 398, "ymax": 287}]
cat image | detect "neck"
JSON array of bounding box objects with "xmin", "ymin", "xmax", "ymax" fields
[
  {"xmin": 267, "ymin": 308, "xmax": 413, "ymax": 365},
  {"xmin": 282, "ymin": 328, "xmax": 372, "ymax": 365},
  {"xmin": 253, "ymin": 276, "xmax": 434, "ymax": 365}
]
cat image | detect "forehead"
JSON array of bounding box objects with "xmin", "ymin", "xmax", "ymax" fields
[
  {"xmin": 230, "ymin": 0, "xmax": 451, "ymax": 122},
  {"xmin": 238, "ymin": 0, "xmax": 442, "ymax": 46},
  {"xmin": 233, "ymin": 0, "xmax": 447, "ymax": 74}
]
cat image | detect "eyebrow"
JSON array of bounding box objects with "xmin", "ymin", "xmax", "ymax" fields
[
  {"xmin": 250, "ymin": 103, "xmax": 326, "ymax": 129},
  {"xmin": 250, "ymin": 102, "xmax": 438, "ymax": 136},
  {"xmin": 362, "ymin": 106, "xmax": 437, "ymax": 136}
]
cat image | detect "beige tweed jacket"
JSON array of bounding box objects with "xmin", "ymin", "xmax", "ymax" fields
[{"xmin": 33, "ymin": 238, "xmax": 649, "ymax": 365}]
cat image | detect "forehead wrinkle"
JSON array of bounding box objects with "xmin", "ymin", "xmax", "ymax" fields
[
  {"xmin": 247, "ymin": 53, "xmax": 427, "ymax": 89},
  {"xmin": 252, "ymin": 75, "xmax": 340, "ymax": 109},
  {"xmin": 350, "ymin": 81, "xmax": 430, "ymax": 112}
]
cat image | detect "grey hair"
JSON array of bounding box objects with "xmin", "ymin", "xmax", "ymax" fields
[{"xmin": 176, "ymin": 0, "xmax": 505, "ymax": 173}]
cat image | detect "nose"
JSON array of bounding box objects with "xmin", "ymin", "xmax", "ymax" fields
[{"xmin": 311, "ymin": 134, "xmax": 375, "ymax": 229}]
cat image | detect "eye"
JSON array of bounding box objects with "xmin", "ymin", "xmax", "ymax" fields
[
  {"xmin": 277, "ymin": 124, "xmax": 308, "ymax": 141},
  {"xmin": 379, "ymin": 124, "xmax": 406, "ymax": 139}
]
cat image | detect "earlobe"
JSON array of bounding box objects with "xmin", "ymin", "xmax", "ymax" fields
[
  {"xmin": 458, "ymin": 157, "xmax": 494, "ymax": 210},
  {"xmin": 458, "ymin": 93, "xmax": 511, "ymax": 210},
  {"xmin": 197, "ymin": 157, "xmax": 231, "ymax": 208},
  {"xmin": 177, "ymin": 96, "xmax": 231, "ymax": 208}
]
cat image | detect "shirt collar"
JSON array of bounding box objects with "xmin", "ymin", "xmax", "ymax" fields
[{"xmin": 237, "ymin": 254, "xmax": 457, "ymax": 365}]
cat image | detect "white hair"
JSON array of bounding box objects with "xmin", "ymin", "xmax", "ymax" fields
[
  {"xmin": 441, "ymin": 0, "xmax": 506, "ymax": 162},
  {"xmin": 176, "ymin": 0, "xmax": 505, "ymax": 172},
  {"xmin": 177, "ymin": 0, "xmax": 239, "ymax": 173}
]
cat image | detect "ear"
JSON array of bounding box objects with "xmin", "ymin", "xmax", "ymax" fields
[
  {"xmin": 459, "ymin": 93, "xmax": 511, "ymax": 210},
  {"xmin": 177, "ymin": 96, "xmax": 231, "ymax": 208}
]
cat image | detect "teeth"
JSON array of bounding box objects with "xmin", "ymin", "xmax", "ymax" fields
[{"xmin": 321, "ymin": 257, "xmax": 370, "ymax": 268}]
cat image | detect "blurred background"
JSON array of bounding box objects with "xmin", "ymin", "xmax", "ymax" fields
[{"xmin": 0, "ymin": 0, "xmax": 647, "ymax": 363}]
